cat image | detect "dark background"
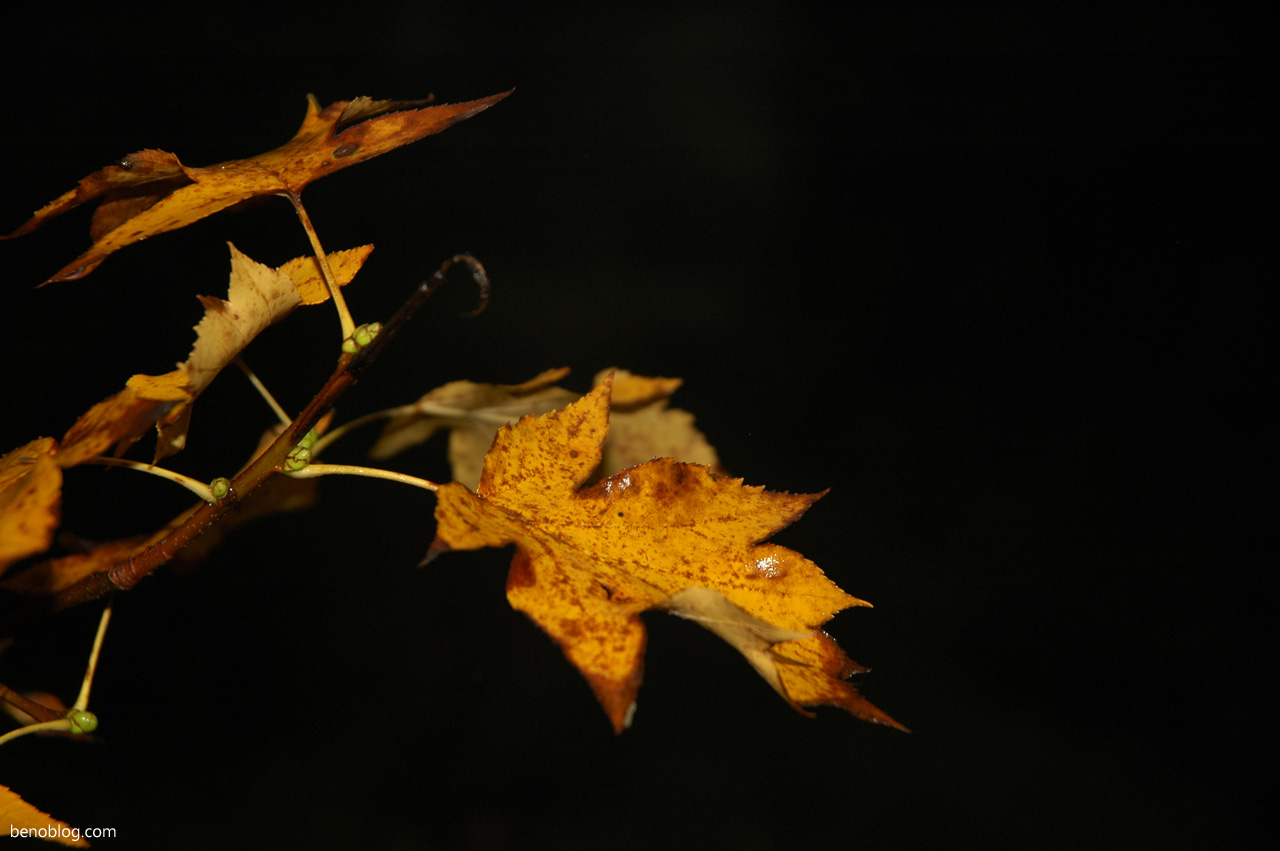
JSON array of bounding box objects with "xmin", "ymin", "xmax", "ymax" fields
[{"xmin": 1, "ymin": 4, "xmax": 1269, "ymax": 849}]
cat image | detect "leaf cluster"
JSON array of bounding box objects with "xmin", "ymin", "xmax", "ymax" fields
[{"xmin": 0, "ymin": 91, "xmax": 901, "ymax": 844}]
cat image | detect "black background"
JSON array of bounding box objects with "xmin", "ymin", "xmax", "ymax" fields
[{"xmin": 1, "ymin": 4, "xmax": 1270, "ymax": 849}]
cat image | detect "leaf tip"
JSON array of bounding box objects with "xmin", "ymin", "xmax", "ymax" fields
[{"xmin": 419, "ymin": 538, "xmax": 451, "ymax": 567}]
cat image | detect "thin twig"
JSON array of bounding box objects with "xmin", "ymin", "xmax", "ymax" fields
[{"xmin": 0, "ymin": 683, "xmax": 63, "ymax": 724}]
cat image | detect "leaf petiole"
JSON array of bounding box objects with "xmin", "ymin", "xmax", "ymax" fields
[
  {"xmin": 83, "ymin": 457, "xmax": 216, "ymax": 503},
  {"xmin": 0, "ymin": 600, "xmax": 111, "ymax": 748},
  {"xmin": 308, "ymin": 406, "xmax": 419, "ymax": 456},
  {"xmin": 73, "ymin": 599, "xmax": 113, "ymax": 712},
  {"xmin": 235, "ymin": 356, "xmax": 292, "ymax": 425},
  {"xmin": 285, "ymin": 463, "xmax": 439, "ymax": 492},
  {"xmin": 285, "ymin": 192, "xmax": 356, "ymax": 341}
]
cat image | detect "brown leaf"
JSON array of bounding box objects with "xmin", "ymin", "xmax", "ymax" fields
[
  {"xmin": 0, "ymin": 438, "xmax": 62, "ymax": 574},
  {"xmin": 4, "ymin": 92, "xmax": 511, "ymax": 284},
  {"xmin": 429, "ymin": 376, "xmax": 904, "ymax": 733},
  {"xmin": 0, "ymin": 784, "xmax": 90, "ymax": 847}
]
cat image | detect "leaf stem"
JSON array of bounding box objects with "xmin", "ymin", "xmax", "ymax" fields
[
  {"xmin": 286, "ymin": 463, "xmax": 439, "ymax": 492},
  {"xmin": 285, "ymin": 191, "xmax": 356, "ymax": 340},
  {"xmin": 4, "ymin": 257, "xmax": 472, "ymax": 627},
  {"xmin": 235, "ymin": 356, "xmax": 292, "ymax": 425},
  {"xmin": 0, "ymin": 718, "xmax": 73, "ymax": 747},
  {"xmin": 309, "ymin": 405, "xmax": 419, "ymax": 456},
  {"xmin": 73, "ymin": 599, "xmax": 113, "ymax": 711},
  {"xmin": 83, "ymin": 458, "xmax": 216, "ymax": 502}
]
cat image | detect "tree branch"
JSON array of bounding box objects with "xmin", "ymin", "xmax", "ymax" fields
[{"xmin": 0, "ymin": 257, "xmax": 485, "ymax": 635}]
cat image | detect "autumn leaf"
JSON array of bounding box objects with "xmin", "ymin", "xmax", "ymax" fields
[
  {"xmin": 3, "ymin": 92, "xmax": 510, "ymax": 285},
  {"xmin": 53, "ymin": 243, "xmax": 369, "ymax": 465},
  {"xmin": 54, "ymin": 374, "xmax": 192, "ymax": 468},
  {"xmin": 372, "ymin": 367, "xmax": 719, "ymax": 489},
  {"xmin": 1, "ymin": 784, "xmax": 89, "ymax": 847},
  {"xmin": 428, "ymin": 376, "xmax": 904, "ymax": 733},
  {"xmin": 0, "ymin": 438, "xmax": 62, "ymax": 575}
]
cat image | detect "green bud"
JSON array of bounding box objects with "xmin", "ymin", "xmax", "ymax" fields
[
  {"xmin": 67, "ymin": 709, "xmax": 98, "ymax": 735},
  {"xmin": 285, "ymin": 445, "xmax": 312, "ymax": 472},
  {"xmin": 210, "ymin": 477, "xmax": 232, "ymax": 501},
  {"xmin": 342, "ymin": 323, "xmax": 382, "ymax": 354}
]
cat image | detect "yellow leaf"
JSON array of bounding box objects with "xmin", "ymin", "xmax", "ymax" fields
[
  {"xmin": 279, "ymin": 244, "xmax": 374, "ymax": 305},
  {"xmin": 4, "ymin": 92, "xmax": 510, "ymax": 285},
  {"xmin": 154, "ymin": 243, "xmax": 372, "ymax": 459},
  {"xmin": 0, "ymin": 784, "xmax": 90, "ymax": 847},
  {"xmin": 429, "ymin": 376, "xmax": 904, "ymax": 733},
  {"xmin": 0, "ymin": 438, "xmax": 62, "ymax": 574},
  {"xmin": 54, "ymin": 372, "xmax": 191, "ymax": 468}
]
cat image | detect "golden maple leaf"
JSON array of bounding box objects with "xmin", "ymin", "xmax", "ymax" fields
[
  {"xmin": 429, "ymin": 375, "xmax": 905, "ymax": 733},
  {"xmin": 3, "ymin": 92, "xmax": 510, "ymax": 284}
]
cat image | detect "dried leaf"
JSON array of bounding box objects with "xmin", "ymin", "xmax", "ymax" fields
[
  {"xmin": 0, "ymin": 438, "xmax": 63, "ymax": 574},
  {"xmin": 373, "ymin": 367, "xmax": 720, "ymax": 489},
  {"xmin": 54, "ymin": 373, "xmax": 191, "ymax": 469},
  {"xmin": 4, "ymin": 92, "xmax": 511, "ymax": 284},
  {"xmin": 592, "ymin": 368, "xmax": 721, "ymax": 476},
  {"xmin": 279, "ymin": 244, "xmax": 374, "ymax": 305},
  {"xmin": 0, "ymin": 784, "xmax": 89, "ymax": 847},
  {"xmin": 429, "ymin": 376, "xmax": 904, "ymax": 733},
  {"xmin": 371, "ymin": 368, "xmax": 577, "ymax": 488},
  {"xmin": 52, "ymin": 243, "xmax": 368, "ymax": 465}
]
